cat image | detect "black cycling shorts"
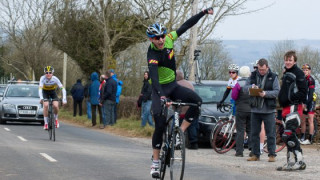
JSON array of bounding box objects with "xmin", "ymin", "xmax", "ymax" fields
[
  {"xmin": 303, "ymin": 101, "xmax": 315, "ymax": 115},
  {"xmin": 42, "ymin": 90, "xmax": 59, "ymax": 101}
]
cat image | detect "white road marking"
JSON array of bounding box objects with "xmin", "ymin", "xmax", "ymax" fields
[
  {"xmin": 17, "ymin": 136, "xmax": 27, "ymax": 142},
  {"xmin": 40, "ymin": 153, "xmax": 57, "ymax": 162},
  {"xmin": 4, "ymin": 127, "xmax": 11, "ymax": 131}
]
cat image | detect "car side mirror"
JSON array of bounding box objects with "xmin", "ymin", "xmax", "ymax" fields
[{"xmin": 0, "ymin": 92, "xmax": 3, "ymax": 97}]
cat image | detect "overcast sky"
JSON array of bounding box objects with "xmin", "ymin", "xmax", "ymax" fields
[{"xmin": 213, "ymin": 0, "xmax": 320, "ymax": 40}]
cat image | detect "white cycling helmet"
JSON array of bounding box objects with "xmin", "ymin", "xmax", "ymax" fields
[{"xmin": 228, "ymin": 64, "xmax": 239, "ymax": 71}]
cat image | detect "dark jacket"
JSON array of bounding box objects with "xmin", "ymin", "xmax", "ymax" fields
[
  {"xmin": 103, "ymin": 77, "xmax": 117, "ymax": 102},
  {"xmin": 141, "ymin": 79, "xmax": 152, "ymax": 102},
  {"xmin": 246, "ymin": 69, "xmax": 280, "ymax": 113},
  {"xmin": 232, "ymin": 78, "xmax": 251, "ymax": 112},
  {"xmin": 71, "ymin": 80, "xmax": 84, "ymax": 101},
  {"xmin": 278, "ymin": 64, "xmax": 307, "ymax": 107},
  {"xmin": 89, "ymin": 72, "xmax": 100, "ymax": 105},
  {"xmin": 84, "ymin": 79, "xmax": 92, "ymax": 98}
]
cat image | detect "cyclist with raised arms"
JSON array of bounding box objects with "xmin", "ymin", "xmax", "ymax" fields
[
  {"xmin": 147, "ymin": 8, "xmax": 213, "ymax": 178},
  {"xmin": 217, "ymin": 64, "xmax": 241, "ymax": 115},
  {"xmin": 39, "ymin": 66, "xmax": 67, "ymax": 130}
]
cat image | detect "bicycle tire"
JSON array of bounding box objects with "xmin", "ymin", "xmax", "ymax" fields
[
  {"xmin": 48, "ymin": 104, "xmax": 53, "ymax": 140},
  {"xmin": 159, "ymin": 126, "xmax": 170, "ymax": 180},
  {"xmin": 52, "ymin": 113, "xmax": 55, "ymax": 141},
  {"xmin": 210, "ymin": 119, "xmax": 225, "ymax": 148},
  {"xmin": 212, "ymin": 120, "xmax": 236, "ymax": 154},
  {"xmin": 170, "ymin": 127, "xmax": 185, "ymax": 180},
  {"xmin": 264, "ymin": 122, "xmax": 286, "ymax": 153}
]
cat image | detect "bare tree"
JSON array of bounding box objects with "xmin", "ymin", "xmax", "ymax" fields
[
  {"xmin": 179, "ymin": 40, "xmax": 231, "ymax": 81},
  {"xmin": 0, "ymin": 0, "xmax": 58, "ymax": 80},
  {"xmin": 86, "ymin": 0, "xmax": 147, "ymax": 71},
  {"xmin": 133, "ymin": 0, "xmax": 271, "ymax": 68},
  {"xmin": 268, "ymin": 40, "xmax": 295, "ymax": 76}
]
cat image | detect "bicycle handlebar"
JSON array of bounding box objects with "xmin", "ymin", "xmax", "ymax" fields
[{"xmin": 217, "ymin": 102, "xmax": 232, "ymax": 113}]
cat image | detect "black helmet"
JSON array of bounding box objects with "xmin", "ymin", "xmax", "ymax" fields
[{"xmin": 44, "ymin": 66, "xmax": 54, "ymax": 73}]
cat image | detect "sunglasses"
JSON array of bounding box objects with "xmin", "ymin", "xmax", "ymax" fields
[
  {"xmin": 229, "ymin": 71, "xmax": 236, "ymax": 74},
  {"xmin": 46, "ymin": 72, "xmax": 52, "ymax": 74},
  {"xmin": 153, "ymin": 34, "xmax": 166, "ymax": 40}
]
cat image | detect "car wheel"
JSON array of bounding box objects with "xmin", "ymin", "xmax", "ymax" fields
[{"xmin": 0, "ymin": 118, "xmax": 7, "ymax": 124}]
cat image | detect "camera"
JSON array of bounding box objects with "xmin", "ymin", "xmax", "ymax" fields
[{"xmin": 194, "ymin": 50, "xmax": 201, "ymax": 56}]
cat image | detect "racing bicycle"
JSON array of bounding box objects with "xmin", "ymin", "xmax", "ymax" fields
[
  {"xmin": 155, "ymin": 99, "xmax": 200, "ymax": 180},
  {"xmin": 211, "ymin": 103, "xmax": 236, "ymax": 154}
]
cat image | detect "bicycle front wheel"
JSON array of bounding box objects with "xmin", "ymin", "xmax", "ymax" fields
[
  {"xmin": 52, "ymin": 116, "xmax": 56, "ymax": 141},
  {"xmin": 48, "ymin": 115, "xmax": 53, "ymax": 140},
  {"xmin": 212, "ymin": 121, "xmax": 236, "ymax": 154},
  {"xmin": 170, "ymin": 127, "xmax": 185, "ymax": 180}
]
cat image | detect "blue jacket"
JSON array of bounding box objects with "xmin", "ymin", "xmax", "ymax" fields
[
  {"xmin": 71, "ymin": 81, "xmax": 84, "ymax": 101},
  {"xmin": 111, "ymin": 74, "xmax": 123, "ymax": 104},
  {"xmin": 89, "ymin": 72, "xmax": 100, "ymax": 105}
]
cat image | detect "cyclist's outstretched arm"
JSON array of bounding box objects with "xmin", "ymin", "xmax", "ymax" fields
[{"xmin": 176, "ymin": 7, "xmax": 213, "ymax": 37}]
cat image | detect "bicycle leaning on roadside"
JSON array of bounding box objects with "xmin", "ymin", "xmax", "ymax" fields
[
  {"xmin": 211, "ymin": 102, "xmax": 237, "ymax": 154},
  {"xmin": 154, "ymin": 99, "xmax": 200, "ymax": 180}
]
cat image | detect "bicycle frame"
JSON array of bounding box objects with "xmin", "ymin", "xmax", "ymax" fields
[{"xmin": 158, "ymin": 100, "xmax": 199, "ymax": 180}]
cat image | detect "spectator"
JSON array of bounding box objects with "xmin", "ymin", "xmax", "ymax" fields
[
  {"xmin": 89, "ymin": 72, "xmax": 102, "ymax": 127},
  {"xmin": 109, "ymin": 69, "xmax": 123, "ymax": 124},
  {"xmin": 246, "ymin": 58, "xmax": 280, "ymax": 162},
  {"xmin": 231, "ymin": 66, "xmax": 251, "ymax": 157},
  {"xmin": 252, "ymin": 61, "xmax": 267, "ymax": 156},
  {"xmin": 140, "ymin": 71, "xmax": 154, "ymax": 127},
  {"xmin": 84, "ymin": 77, "xmax": 92, "ymax": 119},
  {"xmin": 102, "ymin": 70, "xmax": 117, "ymax": 126},
  {"xmin": 300, "ymin": 64, "xmax": 316, "ymax": 145},
  {"xmin": 99, "ymin": 75, "xmax": 106, "ymax": 128},
  {"xmin": 176, "ymin": 70, "xmax": 198, "ymax": 149},
  {"xmin": 277, "ymin": 50, "xmax": 307, "ymax": 171},
  {"xmin": 71, "ymin": 79, "xmax": 84, "ymax": 117}
]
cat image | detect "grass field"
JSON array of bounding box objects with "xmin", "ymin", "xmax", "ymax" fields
[{"xmin": 59, "ymin": 109, "xmax": 154, "ymax": 138}]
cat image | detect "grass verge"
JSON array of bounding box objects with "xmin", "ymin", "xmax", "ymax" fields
[{"xmin": 59, "ymin": 109, "xmax": 154, "ymax": 138}]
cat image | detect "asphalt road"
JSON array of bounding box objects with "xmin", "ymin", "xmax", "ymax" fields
[{"xmin": 0, "ymin": 122, "xmax": 268, "ymax": 180}]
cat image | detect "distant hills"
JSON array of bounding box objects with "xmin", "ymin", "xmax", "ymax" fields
[{"xmin": 222, "ymin": 40, "xmax": 320, "ymax": 67}]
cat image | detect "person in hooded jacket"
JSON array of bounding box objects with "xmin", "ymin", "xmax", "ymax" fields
[
  {"xmin": 109, "ymin": 69, "xmax": 123, "ymax": 124},
  {"xmin": 140, "ymin": 71, "xmax": 154, "ymax": 127},
  {"xmin": 89, "ymin": 72, "xmax": 103, "ymax": 127},
  {"xmin": 71, "ymin": 79, "xmax": 84, "ymax": 117}
]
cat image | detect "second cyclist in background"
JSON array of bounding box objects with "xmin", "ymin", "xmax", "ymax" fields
[
  {"xmin": 300, "ymin": 64, "xmax": 316, "ymax": 145},
  {"xmin": 39, "ymin": 66, "xmax": 67, "ymax": 130},
  {"xmin": 217, "ymin": 64, "xmax": 241, "ymax": 115}
]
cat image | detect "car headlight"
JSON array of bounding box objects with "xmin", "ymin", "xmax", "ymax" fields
[
  {"xmin": 200, "ymin": 116, "xmax": 216, "ymax": 123},
  {"xmin": 3, "ymin": 104, "xmax": 16, "ymax": 109}
]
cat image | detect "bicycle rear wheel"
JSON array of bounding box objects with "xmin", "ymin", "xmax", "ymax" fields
[
  {"xmin": 170, "ymin": 127, "xmax": 185, "ymax": 180},
  {"xmin": 212, "ymin": 120, "xmax": 236, "ymax": 154}
]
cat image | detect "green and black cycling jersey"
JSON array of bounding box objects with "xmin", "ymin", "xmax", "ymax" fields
[{"xmin": 147, "ymin": 11, "xmax": 206, "ymax": 97}]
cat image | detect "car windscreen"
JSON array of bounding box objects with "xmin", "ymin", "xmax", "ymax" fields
[
  {"xmin": 194, "ymin": 84, "xmax": 231, "ymax": 103},
  {"xmin": 5, "ymin": 85, "xmax": 39, "ymax": 98}
]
